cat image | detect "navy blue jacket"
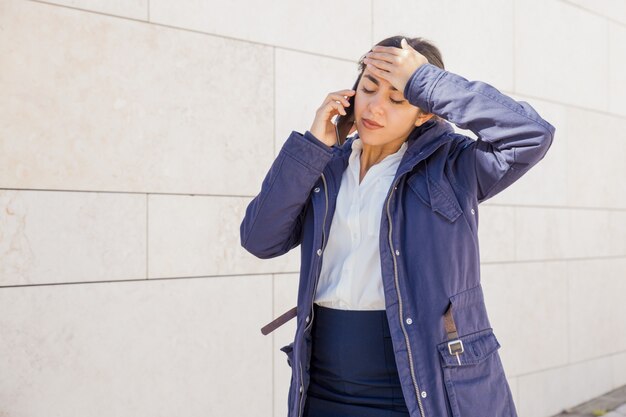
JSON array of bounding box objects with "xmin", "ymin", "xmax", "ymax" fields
[{"xmin": 240, "ymin": 62, "xmax": 556, "ymax": 417}]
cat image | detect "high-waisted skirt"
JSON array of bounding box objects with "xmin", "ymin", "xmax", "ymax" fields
[{"xmin": 303, "ymin": 303, "xmax": 410, "ymax": 417}]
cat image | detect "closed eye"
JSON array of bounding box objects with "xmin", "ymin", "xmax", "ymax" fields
[{"xmin": 361, "ymin": 87, "xmax": 405, "ymax": 105}]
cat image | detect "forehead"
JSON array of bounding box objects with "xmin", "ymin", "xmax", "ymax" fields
[{"xmin": 361, "ymin": 70, "xmax": 399, "ymax": 92}]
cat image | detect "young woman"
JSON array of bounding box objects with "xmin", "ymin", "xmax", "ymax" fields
[{"xmin": 241, "ymin": 35, "xmax": 556, "ymax": 417}]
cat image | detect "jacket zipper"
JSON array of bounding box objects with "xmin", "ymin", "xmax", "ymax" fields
[
  {"xmin": 297, "ymin": 172, "xmax": 329, "ymax": 417},
  {"xmin": 386, "ymin": 178, "xmax": 426, "ymax": 417}
]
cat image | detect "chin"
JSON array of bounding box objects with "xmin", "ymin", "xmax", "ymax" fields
[{"xmin": 359, "ymin": 134, "xmax": 386, "ymax": 146}]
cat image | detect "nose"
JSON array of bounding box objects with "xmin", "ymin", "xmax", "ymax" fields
[{"xmin": 367, "ymin": 92, "xmax": 386, "ymax": 115}]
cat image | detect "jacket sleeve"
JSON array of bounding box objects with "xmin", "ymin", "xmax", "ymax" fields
[
  {"xmin": 240, "ymin": 130, "xmax": 334, "ymax": 259},
  {"xmin": 403, "ymin": 63, "xmax": 556, "ymax": 204}
]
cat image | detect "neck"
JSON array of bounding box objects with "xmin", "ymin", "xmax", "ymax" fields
[{"xmin": 359, "ymin": 138, "xmax": 406, "ymax": 182}]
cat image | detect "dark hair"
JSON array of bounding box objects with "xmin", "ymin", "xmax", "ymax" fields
[{"xmin": 356, "ymin": 35, "xmax": 445, "ymax": 121}]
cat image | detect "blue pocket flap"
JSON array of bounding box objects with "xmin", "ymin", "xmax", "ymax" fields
[{"xmin": 437, "ymin": 328, "xmax": 501, "ymax": 367}]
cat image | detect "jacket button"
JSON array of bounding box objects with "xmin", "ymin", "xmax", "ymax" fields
[
  {"xmin": 421, "ymin": 390, "xmax": 427, "ymax": 398},
  {"xmin": 406, "ymin": 317, "xmax": 413, "ymax": 325},
  {"xmin": 314, "ymin": 187, "xmax": 320, "ymax": 193},
  {"xmin": 395, "ymin": 249, "xmax": 400, "ymax": 256},
  {"xmin": 470, "ymin": 208, "xmax": 475, "ymax": 215},
  {"xmin": 317, "ymin": 249, "xmax": 322, "ymax": 256}
]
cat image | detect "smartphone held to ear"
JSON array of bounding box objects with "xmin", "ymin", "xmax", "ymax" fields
[{"xmin": 334, "ymin": 76, "xmax": 361, "ymax": 147}]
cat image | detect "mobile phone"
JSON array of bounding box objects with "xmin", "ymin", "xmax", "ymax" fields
[{"xmin": 334, "ymin": 74, "xmax": 362, "ymax": 147}]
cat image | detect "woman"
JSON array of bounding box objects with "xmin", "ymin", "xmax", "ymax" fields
[{"xmin": 240, "ymin": 35, "xmax": 555, "ymax": 417}]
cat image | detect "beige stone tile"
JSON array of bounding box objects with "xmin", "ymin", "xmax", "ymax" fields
[
  {"xmin": 612, "ymin": 351, "xmax": 626, "ymax": 388},
  {"xmin": 514, "ymin": 206, "xmax": 569, "ymax": 261},
  {"xmin": 148, "ymin": 194, "xmax": 300, "ymax": 279},
  {"xmin": 514, "ymin": 204, "xmax": 625, "ymax": 261},
  {"xmin": 517, "ymin": 356, "xmax": 615, "ymax": 417},
  {"xmin": 567, "ymin": 209, "xmax": 617, "ymax": 259},
  {"xmin": 568, "ymin": 258, "xmax": 626, "ymax": 361},
  {"xmin": 0, "ymin": 190, "xmax": 145, "ymax": 286},
  {"xmin": 564, "ymin": 107, "xmax": 626, "ymax": 209},
  {"xmin": 518, "ymin": 364, "xmax": 571, "ymax": 417},
  {"xmin": 477, "ymin": 205, "xmax": 516, "ymax": 263},
  {"xmin": 481, "ymin": 261, "xmax": 569, "ymax": 376},
  {"xmin": 609, "ymin": 22, "xmax": 626, "ymax": 117},
  {"xmin": 275, "ymin": 48, "xmax": 358, "ymax": 154},
  {"xmin": 0, "ymin": 0, "xmax": 273, "ymax": 196},
  {"xmin": 515, "ymin": 0, "xmax": 608, "ymax": 111},
  {"xmin": 0, "ymin": 275, "xmax": 273, "ymax": 417},
  {"xmin": 566, "ymin": 0, "xmax": 626, "ymax": 26},
  {"xmin": 273, "ymin": 273, "xmax": 299, "ymax": 417},
  {"xmin": 37, "ymin": 0, "xmax": 148, "ymax": 20},
  {"xmin": 149, "ymin": 0, "xmax": 372, "ymax": 60},
  {"xmin": 608, "ymin": 210, "xmax": 626, "ymax": 258},
  {"xmin": 373, "ymin": 0, "xmax": 515, "ymax": 92}
]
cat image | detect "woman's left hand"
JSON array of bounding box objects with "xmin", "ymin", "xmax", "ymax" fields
[{"xmin": 362, "ymin": 38, "xmax": 429, "ymax": 97}]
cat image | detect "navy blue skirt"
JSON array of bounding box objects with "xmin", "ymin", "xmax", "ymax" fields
[{"xmin": 303, "ymin": 303, "xmax": 410, "ymax": 417}]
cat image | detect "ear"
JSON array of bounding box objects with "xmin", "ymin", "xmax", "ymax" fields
[{"xmin": 414, "ymin": 112, "xmax": 435, "ymax": 127}]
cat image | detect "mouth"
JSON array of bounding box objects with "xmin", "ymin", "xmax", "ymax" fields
[{"xmin": 362, "ymin": 118, "xmax": 383, "ymax": 129}]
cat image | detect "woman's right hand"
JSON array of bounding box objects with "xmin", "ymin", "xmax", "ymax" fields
[{"xmin": 309, "ymin": 89, "xmax": 356, "ymax": 147}]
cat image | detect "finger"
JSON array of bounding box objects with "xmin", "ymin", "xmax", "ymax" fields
[
  {"xmin": 371, "ymin": 45, "xmax": 401, "ymax": 55},
  {"xmin": 328, "ymin": 100, "xmax": 346, "ymax": 116},
  {"xmin": 365, "ymin": 60, "xmax": 392, "ymax": 75},
  {"xmin": 366, "ymin": 51, "xmax": 397, "ymax": 64},
  {"xmin": 326, "ymin": 94, "xmax": 351, "ymax": 107}
]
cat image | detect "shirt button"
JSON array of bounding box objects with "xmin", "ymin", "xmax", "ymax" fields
[
  {"xmin": 395, "ymin": 249, "xmax": 400, "ymax": 256},
  {"xmin": 300, "ymin": 386, "xmax": 304, "ymax": 393},
  {"xmin": 421, "ymin": 390, "xmax": 427, "ymax": 398},
  {"xmin": 470, "ymin": 208, "xmax": 475, "ymax": 215},
  {"xmin": 317, "ymin": 249, "xmax": 322, "ymax": 256},
  {"xmin": 313, "ymin": 187, "xmax": 320, "ymax": 193},
  {"xmin": 406, "ymin": 317, "xmax": 413, "ymax": 325},
  {"xmin": 306, "ymin": 315, "xmax": 310, "ymax": 323}
]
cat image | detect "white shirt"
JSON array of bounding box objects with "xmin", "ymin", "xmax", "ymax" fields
[{"xmin": 313, "ymin": 137, "xmax": 408, "ymax": 310}]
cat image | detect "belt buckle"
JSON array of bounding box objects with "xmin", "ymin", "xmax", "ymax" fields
[{"xmin": 447, "ymin": 339, "xmax": 464, "ymax": 356}]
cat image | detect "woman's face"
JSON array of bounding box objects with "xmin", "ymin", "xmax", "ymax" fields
[{"xmin": 354, "ymin": 67, "xmax": 428, "ymax": 147}]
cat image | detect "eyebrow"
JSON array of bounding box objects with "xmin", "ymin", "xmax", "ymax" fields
[{"xmin": 363, "ymin": 73, "xmax": 399, "ymax": 91}]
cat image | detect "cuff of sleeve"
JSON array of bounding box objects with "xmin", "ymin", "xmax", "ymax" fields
[
  {"xmin": 303, "ymin": 130, "xmax": 334, "ymax": 152},
  {"xmin": 403, "ymin": 63, "xmax": 448, "ymax": 113},
  {"xmin": 281, "ymin": 130, "xmax": 334, "ymax": 173}
]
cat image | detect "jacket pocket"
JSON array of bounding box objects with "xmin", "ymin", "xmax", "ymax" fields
[
  {"xmin": 437, "ymin": 328, "xmax": 517, "ymax": 417},
  {"xmin": 406, "ymin": 169, "xmax": 462, "ymax": 223}
]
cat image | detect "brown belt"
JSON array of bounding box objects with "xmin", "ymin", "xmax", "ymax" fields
[
  {"xmin": 444, "ymin": 302, "xmax": 464, "ymax": 364},
  {"xmin": 261, "ymin": 303, "xmax": 464, "ymax": 365},
  {"xmin": 261, "ymin": 306, "xmax": 297, "ymax": 335}
]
